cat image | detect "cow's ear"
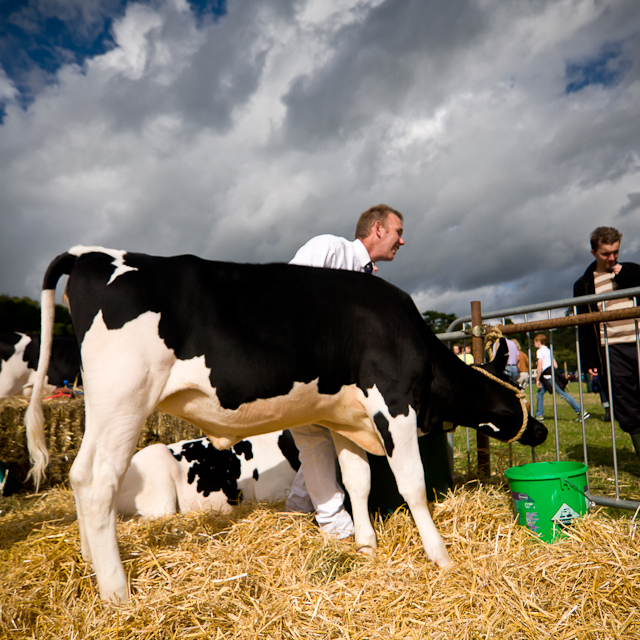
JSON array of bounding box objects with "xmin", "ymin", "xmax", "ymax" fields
[{"xmin": 484, "ymin": 338, "xmax": 508, "ymax": 376}]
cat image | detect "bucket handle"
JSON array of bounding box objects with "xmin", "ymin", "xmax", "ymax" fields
[{"xmin": 563, "ymin": 478, "xmax": 595, "ymax": 507}]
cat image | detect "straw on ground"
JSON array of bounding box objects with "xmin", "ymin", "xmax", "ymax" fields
[{"xmin": 1, "ymin": 483, "xmax": 638, "ymax": 639}]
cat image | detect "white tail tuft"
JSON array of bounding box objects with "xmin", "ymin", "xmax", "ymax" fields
[{"xmin": 24, "ymin": 289, "xmax": 55, "ymax": 491}]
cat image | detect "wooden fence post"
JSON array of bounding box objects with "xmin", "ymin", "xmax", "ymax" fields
[{"xmin": 471, "ymin": 301, "xmax": 490, "ymax": 480}]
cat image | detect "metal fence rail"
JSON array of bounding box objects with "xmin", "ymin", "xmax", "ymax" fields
[{"xmin": 437, "ymin": 286, "xmax": 640, "ymax": 511}]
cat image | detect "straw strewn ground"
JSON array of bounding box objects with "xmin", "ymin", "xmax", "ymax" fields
[{"xmin": 1, "ymin": 484, "xmax": 638, "ymax": 639}]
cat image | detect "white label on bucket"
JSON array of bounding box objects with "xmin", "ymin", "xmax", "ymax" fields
[{"xmin": 552, "ymin": 503, "xmax": 581, "ymax": 526}]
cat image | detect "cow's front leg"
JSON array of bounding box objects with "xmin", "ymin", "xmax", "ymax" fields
[
  {"xmin": 384, "ymin": 413, "xmax": 453, "ymax": 568},
  {"xmin": 331, "ymin": 432, "xmax": 377, "ymax": 553}
]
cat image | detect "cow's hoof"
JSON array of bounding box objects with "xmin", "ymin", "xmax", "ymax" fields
[{"xmin": 356, "ymin": 545, "xmax": 375, "ymax": 556}]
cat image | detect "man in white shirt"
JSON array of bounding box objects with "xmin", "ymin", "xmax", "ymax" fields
[{"xmin": 285, "ymin": 204, "xmax": 405, "ymax": 539}]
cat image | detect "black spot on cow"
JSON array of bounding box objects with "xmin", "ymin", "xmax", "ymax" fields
[
  {"xmin": 171, "ymin": 439, "xmax": 243, "ymax": 505},
  {"xmin": 252, "ymin": 468, "xmax": 259, "ymax": 481},
  {"xmin": 374, "ymin": 412, "xmax": 394, "ymax": 456},
  {"xmin": 233, "ymin": 439, "xmax": 254, "ymax": 461},
  {"xmin": 0, "ymin": 332, "xmax": 22, "ymax": 362},
  {"xmin": 25, "ymin": 335, "xmax": 81, "ymax": 386},
  {"xmin": 277, "ymin": 430, "xmax": 301, "ymax": 471}
]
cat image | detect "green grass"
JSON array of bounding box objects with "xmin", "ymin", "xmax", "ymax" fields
[{"xmin": 451, "ymin": 382, "xmax": 640, "ymax": 513}]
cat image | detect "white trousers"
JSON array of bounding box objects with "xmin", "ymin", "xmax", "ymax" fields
[{"xmin": 285, "ymin": 424, "xmax": 355, "ymax": 539}]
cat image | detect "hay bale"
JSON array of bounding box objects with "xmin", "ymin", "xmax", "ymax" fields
[{"xmin": 0, "ymin": 396, "xmax": 201, "ymax": 489}]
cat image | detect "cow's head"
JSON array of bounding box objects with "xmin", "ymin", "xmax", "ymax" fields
[
  {"xmin": 471, "ymin": 338, "xmax": 547, "ymax": 446},
  {"xmin": 427, "ymin": 338, "xmax": 547, "ymax": 447}
]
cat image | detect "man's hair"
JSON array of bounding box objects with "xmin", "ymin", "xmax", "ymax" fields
[
  {"xmin": 355, "ymin": 204, "xmax": 403, "ymax": 239},
  {"xmin": 534, "ymin": 333, "xmax": 547, "ymax": 345},
  {"xmin": 590, "ymin": 226, "xmax": 623, "ymax": 251}
]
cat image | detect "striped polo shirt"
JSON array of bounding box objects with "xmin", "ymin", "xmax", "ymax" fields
[{"xmin": 593, "ymin": 271, "xmax": 637, "ymax": 345}]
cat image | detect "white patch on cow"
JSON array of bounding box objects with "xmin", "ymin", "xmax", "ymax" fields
[
  {"xmin": 69, "ymin": 245, "xmax": 138, "ymax": 285},
  {"xmin": 0, "ymin": 333, "xmax": 32, "ymax": 397},
  {"xmin": 0, "ymin": 333, "xmax": 56, "ymax": 398},
  {"xmin": 236, "ymin": 432, "xmax": 297, "ymax": 502},
  {"xmin": 81, "ymin": 310, "xmax": 175, "ymax": 416},
  {"xmin": 479, "ymin": 422, "xmax": 499, "ymax": 432}
]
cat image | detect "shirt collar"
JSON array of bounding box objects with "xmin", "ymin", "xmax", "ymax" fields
[{"xmin": 353, "ymin": 238, "xmax": 372, "ymax": 270}]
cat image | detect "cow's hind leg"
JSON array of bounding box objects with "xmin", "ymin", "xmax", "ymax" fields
[
  {"xmin": 384, "ymin": 413, "xmax": 453, "ymax": 568},
  {"xmin": 331, "ymin": 433, "xmax": 377, "ymax": 553},
  {"xmin": 70, "ymin": 402, "xmax": 150, "ymax": 603}
]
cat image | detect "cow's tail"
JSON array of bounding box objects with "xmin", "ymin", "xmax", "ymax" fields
[{"xmin": 25, "ymin": 252, "xmax": 77, "ymax": 491}]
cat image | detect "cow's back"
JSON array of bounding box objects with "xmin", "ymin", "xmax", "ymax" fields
[{"xmin": 64, "ymin": 251, "xmax": 429, "ymax": 417}]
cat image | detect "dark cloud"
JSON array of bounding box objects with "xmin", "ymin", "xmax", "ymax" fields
[
  {"xmin": 619, "ymin": 192, "xmax": 640, "ymax": 217},
  {"xmin": 280, "ymin": 0, "xmax": 487, "ymax": 148}
]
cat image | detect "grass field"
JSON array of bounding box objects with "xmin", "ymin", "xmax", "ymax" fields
[{"xmin": 451, "ymin": 382, "xmax": 640, "ymax": 508}]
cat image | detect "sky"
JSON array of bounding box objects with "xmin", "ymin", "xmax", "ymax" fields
[{"xmin": 1, "ymin": 0, "xmax": 639, "ymax": 320}]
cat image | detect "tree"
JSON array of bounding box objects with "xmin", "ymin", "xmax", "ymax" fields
[
  {"xmin": 0, "ymin": 295, "xmax": 73, "ymax": 336},
  {"xmin": 422, "ymin": 310, "xmax": 457, "ymax": 334}
]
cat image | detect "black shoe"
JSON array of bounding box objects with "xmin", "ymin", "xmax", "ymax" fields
[{"xmin": 604, "ymin": 409, "xmax": 611, "ymax": 422}]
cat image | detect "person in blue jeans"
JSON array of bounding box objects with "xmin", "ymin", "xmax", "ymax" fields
[{"xmin": 534, "ymin": 333, "xmax": 589, "ymax": 421}]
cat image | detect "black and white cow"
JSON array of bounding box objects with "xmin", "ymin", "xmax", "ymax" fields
[
  {"xmin": 0, "ymin": 332, "xmax": 81, "ymax": 398},
  {"xmin": 25, "ymin": 246, "xmax": 546, "ymax": 602},
  {"xmin": 117, "ymin": 431, "xmax": 300, "ymax": 517}
]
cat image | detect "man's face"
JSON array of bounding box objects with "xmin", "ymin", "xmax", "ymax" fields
[
  {"xmin": 591, "ymin": 241, "xmax": 620, "ymax": 272},
  {"xmin": 374, "ymin": 213, "xmax": 405, "ymax": 262}
]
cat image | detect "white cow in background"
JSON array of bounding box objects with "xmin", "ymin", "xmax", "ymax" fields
[{"xmin": 117, "ymin": 431, "xmax": 301, "ymax": 518}]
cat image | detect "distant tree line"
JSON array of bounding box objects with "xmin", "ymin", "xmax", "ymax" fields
[{"xmin": 0, "ymin": 295, "xmax": 73, "ymax": 337}]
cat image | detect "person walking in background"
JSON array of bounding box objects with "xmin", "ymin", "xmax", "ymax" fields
[
  {"xmin": 513, "ymin": 339, "xmax": 530, "ymax": 388},
  {"xmin": 534, "ymin": 333, "xmax": 589, "ymax": 422},
  {"xmin": 492, "ymin": 337, "xmax": 519, "ymax": 383},
  {"xmin": 284, "ymin": 204, "xmax": 405, "ymax": 539},
  {"xmin": 574, "ymin": 226, "xmax": 640, "ymax": 460}
]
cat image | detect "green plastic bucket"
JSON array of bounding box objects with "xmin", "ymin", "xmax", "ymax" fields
[{"xmin": 504, "ymin": 461, "xmax": 589, "ymax": 543}]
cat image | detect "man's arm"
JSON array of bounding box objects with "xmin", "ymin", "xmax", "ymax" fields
[
  {"xmin": 536, "ymin": 357, "xmax": 543, "ymax": 387},
  {"xmin": 614, "ymin": 262, "xmax": 640, "ymax": 289}
]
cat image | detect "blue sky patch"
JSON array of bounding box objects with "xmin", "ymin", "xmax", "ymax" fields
[
  {"xmin": 0, "ymin": 0, "xmax": 227, "ymax": 118},
  {"xmin": 565, "ymin": 42, "xmax": 631, "ymax": 93}
]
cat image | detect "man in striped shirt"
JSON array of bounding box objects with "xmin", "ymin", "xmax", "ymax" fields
[{"xmin": 574, "ymin": 226, "xmax": 640, "ymax": 461}]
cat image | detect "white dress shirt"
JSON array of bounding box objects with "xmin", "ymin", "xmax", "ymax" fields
[{"xmin": 290, "ymin": 235, "xmax": 372, "ymax": 272}]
